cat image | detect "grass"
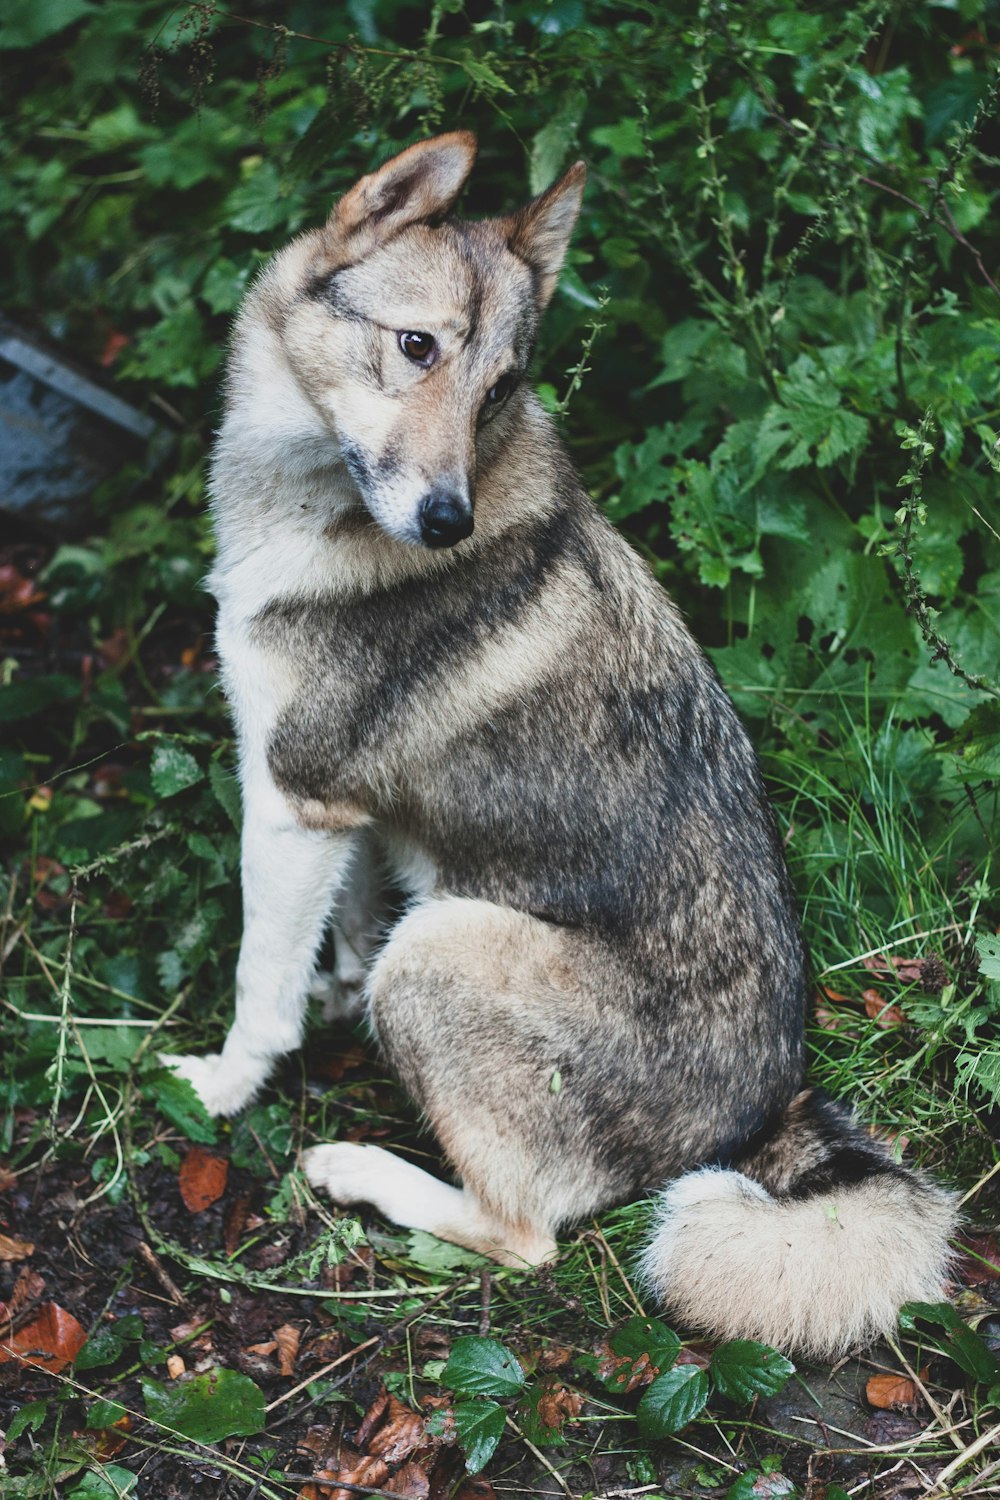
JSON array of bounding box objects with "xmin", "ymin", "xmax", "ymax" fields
[{"xmin": 1, "ymin": 588, "xmax": 999, "ymax": 1500}]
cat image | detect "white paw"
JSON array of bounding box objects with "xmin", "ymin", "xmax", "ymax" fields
[
  {"xmin": 301, "ymin": 1142, "xmax": 385, "ymax": 1206},
  {"xmin": 159, "ymin": 1050, "xmax": 264, "ymax": 1118}
]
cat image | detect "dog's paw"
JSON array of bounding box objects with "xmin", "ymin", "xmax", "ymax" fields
[
  {"xmin": 159, "ymin": 1050, "xmax": 261, "ymax": 1118},
  {"xmin": 301, "ymin": 1142, "xmax": 386, "ymax": 1207}
]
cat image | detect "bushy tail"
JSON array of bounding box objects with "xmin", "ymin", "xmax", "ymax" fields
[{"xmin": 640, "ymin": 1089, "xmax": 956, "ymax": 1360}]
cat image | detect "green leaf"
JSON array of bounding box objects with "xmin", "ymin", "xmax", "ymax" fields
[
  {"xmin": 443, "ymin": 1336, "xmax": 527, "ymax": 1397},
  {"xmin": 404, "ymin": 1230, "xmax": 488, "ymax": 1273},
  {"xmin": 141, "ymin": 1368, "xmax": 265, "ymax": 1442},
  {"xmin": 711, "ymin": 1341, "xmax": 795, "ymax": 1403},
  {"xmin": 453, "ymin": 1398, "xmax": 506, "ymax": 1473},
  {"xmin": 976, "ymin": 933, "xmax": 1000, "ymax": 983},
  {"xmin": 5, "ymin": 1399, "xmax": 48, "ymax": 1440},
  {"xmin": 209, "ymin": 757, "xmax": 243, "ymax": 829},
  {"xmin": 85, "ymin": 1398, "xmax": 128, "ymax": 1428},
  {"xmin": 0, "ymin": 674, "xmax": 79, "ymax": 723},
  {"xmin": 900, "ymin": 1303, "xmax": 1000, "ymax": 1384},
  {"xmin": 530, "ymin": 90, "xmax": 585, "ymax": 194},
  {"xmin": 65, "ymin": 1467, "xmax": 138, "ymax": 1500},
  {"xmin": 599, "ymin": 1316, "xmax": 681, "ymax": 1391},
  {"xmin": 150, "ymin": 743, "xmax": 204, "ymax": 798},
  {"xmin": 148, "ymin": 1069, "xmax": 218, "ymax": 1145},
  {"xmin": 637, "ymin": 1365, "xmax": 710, "ymax": 1438},
  {"xmin": 0, "ymin": 0, "xmax": 92, "ymax": 49},
  {"xmin": 726, "ymin": 1470, "xmax": 797, "ymax": 1500},
  {"xmin": 76, "ymin": 1324, "xmax": 127, "ymax": 1371}
]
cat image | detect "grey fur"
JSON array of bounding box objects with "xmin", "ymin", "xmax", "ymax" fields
[{"xmin": 175, "ymin": 134, "xmax": 956, "ymax": 1356}]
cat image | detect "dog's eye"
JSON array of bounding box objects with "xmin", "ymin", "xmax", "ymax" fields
[
  {"xmin": 485, "ymin": 373, "xmax": 515, "ymax": 406},
  {"xmin": 399, "ymin": 331, "xmax": 436, "ymax": 365}
]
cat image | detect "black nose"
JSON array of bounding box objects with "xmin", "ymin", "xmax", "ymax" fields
[{"xmin": 419, "ymin": 490, "xmax": 474, "ymax": 548}]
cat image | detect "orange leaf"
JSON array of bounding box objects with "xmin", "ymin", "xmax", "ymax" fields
[
  {"xmin": 866, "ymin": 1372, "xmax": 919, "ymax": 1409},
  {"xmin": 0, "ymin": 1232, "xmax": 34, "ymax": 1261},
  {"xmin": 178, "ymin": 1146, "xmax": 229, "ymax": 1213},
  {"xmin": 0, "ymin": 1302, "xmax": 87, "ymax": 1373},
  {"xmin": 863, "ymin": 988, "xmax": 904, "ymax": 1028},
  {"xmin": 0, "ymin": 1168, "xmax": 17, "ymax": 1192},
  {"xmin": 275, "ymin": 1322, "xmax": 301, "ymax": 1377}
]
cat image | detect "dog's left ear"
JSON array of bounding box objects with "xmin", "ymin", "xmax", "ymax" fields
[
  {"xmin": 332, "ymin": 132, "xmax": 478, "ymax": 242},
  {"xmin": 507, "ymin": 162, "xmax": 586, "ymax": 308}
]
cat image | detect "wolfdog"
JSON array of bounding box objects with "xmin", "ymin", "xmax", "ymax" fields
[{"xmin": 167, "ymin": 133, "xmax": 955, "ymax": 1357}]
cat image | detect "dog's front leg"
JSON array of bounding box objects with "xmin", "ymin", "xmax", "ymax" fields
[{"xmin": 166, "ymin": 784, "xmax": 356, "ymax": 1117}]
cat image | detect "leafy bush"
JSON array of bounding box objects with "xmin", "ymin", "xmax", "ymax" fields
[{"xmin": 2, "ymin": 3, "xmax": 998, "ymax": 1178}]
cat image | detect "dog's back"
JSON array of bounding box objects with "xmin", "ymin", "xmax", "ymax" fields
[{"xmin": 173, "ymin": 134, "xmax": 956, "ymax": 1359}]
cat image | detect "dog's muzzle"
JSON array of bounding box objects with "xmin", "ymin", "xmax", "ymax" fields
[{"xmin": 419, "ymin": 489, "xmax": 474, "ymax": 549}]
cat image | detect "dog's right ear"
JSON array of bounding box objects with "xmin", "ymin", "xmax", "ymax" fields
[{"xmin": 331, "ymin": 132, "xmax": 477, "ymax": 242}]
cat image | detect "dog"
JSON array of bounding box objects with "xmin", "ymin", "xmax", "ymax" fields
[{"xmin": 166, "ymin": 132, "xmax": 955, "ymax": 1358}]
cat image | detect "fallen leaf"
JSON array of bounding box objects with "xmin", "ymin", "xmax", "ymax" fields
[
  {"xmin": 0, "ymin": 1233, "xmax": 34, "ymax": 1261},
  {"xmin": 814, "ymin": 1004, "xmax": 858, "ymax": 1035},
  {"xmin": 535, "ymin": 1382, "xmax": 584, "ymax": 1429},
  {"xmin": 0, "ymin": 1303, "xmax": 87, "ymax": 1372},
  {"xmin": 866, "ymin": 1370, "xmax": 925, "ymax": 1409},
  {"xmin": 674, "ymin": 1344, "xmax": 712, "ymax": 1369},
  {"xmin": 955, "ymin": 1233, "xmax": 1000, "ymax": 1286},
  {"xmin": 86, "ymin": 1413, "xmax": 132, "ymax": 1461},
  {"xmin": 224, "ymin": 1193, "xmax": 251, "ymax": 1255},
  {"xmin": 367, "ymin": 1394, "xmax": 427, "ymax": 1463},
  {"xmin": 166, "ymin": 1354, "xmax": 185, "ymax": 1378},
  {"xmin": 275, "ymin": 1322, "xmax": 301, "ymax": 1377},
  {"xmin": 10, "ymin": 1267, "xmax": 46, "ymax": 1313},
  {"xmin": 0, "ymin": 1168, "xmax": 16, "ymax": 1192},
  {"xmin": 862, "ymin": 988, "xmax": 904, "ymax": 1028},
  {"xmin": 178, "ymin": 1146, "xmax": 229, "ymax": 1213},
  {"xmin": 317, "ymin": 1043, "xmax": 367, "ymax": 1081},
  {"xmin": 815, "ymin": 986, "xmax": 852, "ymax": 1005}
]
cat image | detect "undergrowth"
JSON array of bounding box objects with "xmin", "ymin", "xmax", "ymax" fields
[{"xmin": 1, "ymin": 1, "xmax": 999, "ymax": 1497}]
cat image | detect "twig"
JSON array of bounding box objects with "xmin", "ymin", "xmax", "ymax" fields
[
  {"xmin": 923, "ymin": 1420, "xmax": 1000, "ymax": 1497},
  {"xmin": 959, "ymin": 1157, "xmax": 1000, "ymax": 1207},
  {"xmin": 885, "ymin": 1335, "xmax": 964, "ymax": 1454},
  {"xmin": 588, "ymin": 1224, "xmax": 646, "ymax": 1317},
  {"xmin": 138, "ymin": 1239, "xmax": 192, "ymax": 1311},
  {"xmin": 505, "ymin": 1415, "xmax": 574, "ymax": 1499},
  {"xmin": 265, "ymin": 1334, "xmax": 380, "ymax": 1412}
]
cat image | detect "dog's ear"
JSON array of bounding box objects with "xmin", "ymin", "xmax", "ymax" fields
[
  {"xmin": 507, "ymin": 162, "xmax": 586, "ymax": 308},
  {"xmin": 331, "ymin": 132, "xmax": 477, "ymax": 241}
]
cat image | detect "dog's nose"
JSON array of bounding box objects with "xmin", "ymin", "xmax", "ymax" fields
[{"xmin": 419, "ymin": 490, "xmax": 474, "ymax": 548}]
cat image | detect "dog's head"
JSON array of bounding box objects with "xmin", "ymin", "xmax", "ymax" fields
[{"xmin": 266, "ymin": 133, "xmax": 585, "ymax": 548}]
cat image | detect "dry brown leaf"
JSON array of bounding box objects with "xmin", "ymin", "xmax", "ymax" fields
[
  {"xmin": 955, "ymin": 1233, "xmax": 1000, "ymax": 1286},
  {"xmin": 536, "ymin": 1342, "xmax": 573, "ymax": 1372},
  {"xmin": 534, "ymin": 1380, "xmax": 584, "ymax": 1432},
  {"xmin": 367, "ymin": 1394, "xmax": 427, "ymax": 1463},
  {"xmin": 166, "ymin": 1354, "xmax": 185, "ymax": 1379},
  {"xmin": 0, "ymin": 1302, "xmax": 87, "ymax": 1373},
  {"xmin": 866, "ymin": 1370, "xmax": 924, "ymax": 1409},
  {"xmin": 862, "ymin": 988, "xmax": 905, "ymax": 1028},
  {"xmin": 0, "ymin": 1169, "xmax": 16, "ymax": 1193},
  {"xmin": 316, "ymin": 1042, "xmax": 367, "ymax": 1081},
  {"xmin": 223, "ymin": 1193, "xmax": 251, "ymax": 1255},
  {"xmin": 0, "ymin": 1233, "xmax": 34, "ymax": 1261},
  {"xmin": 245, "ymin": 1339, "xmax": 278, "ymax": 1357},
  {"xmin": 178, "ymin": 1146, "xmax": 229, "ymax": 1213},
  {"xmin": 85, "ymin": 1413, "xmax": 132, "ymax": 1461},
  {"xmin": 275, "ymin": 1322, "xmax": 301, "ymax": 1377},
  {"xmin": 815, "ymin": 986, "xmax": 852, "ymax": 1005},
  {"xmin": 10, "ymin": 1267, "xmax": 45, "ymax": 1313},
  {"xmin": 675, "ymin": 1344, "xmax": 712, "ymax": 1369},
  {"xmin": 814, "ymin": 1005, "xmax": 858, "ymax": 1035}
]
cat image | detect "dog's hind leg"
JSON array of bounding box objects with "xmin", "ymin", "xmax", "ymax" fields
[{"xmin": 303, "ymin": 895, "xmax": 630, "ymax": 1263}]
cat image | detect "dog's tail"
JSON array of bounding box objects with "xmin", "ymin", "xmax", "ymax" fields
[{"xmin": 639, "ymin": 1089, "xmax": 956, "ymax": 1359}]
